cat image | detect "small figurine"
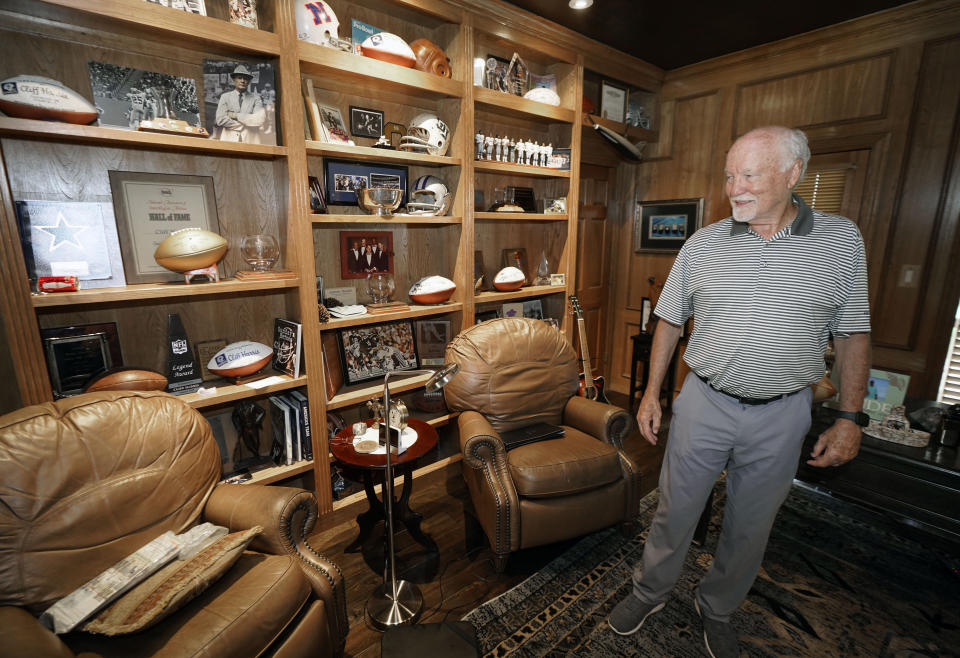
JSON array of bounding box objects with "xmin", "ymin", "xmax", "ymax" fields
[
  {"xmin": 508, "ymin": 137, "xmax": 516, "ymax": 163},
  {"xmin": 494, "ymin": 135, "xmax": 502, "ymax": 162},
  {"xmin": 475, "ymin": 130, "xmax": 485, "ymax": 160},
  {"xmin": 484, "ymin": 135, "xmax": 494, "ymax": 160}
]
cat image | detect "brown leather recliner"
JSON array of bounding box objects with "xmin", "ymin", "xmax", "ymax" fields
[
  {"xmin": 443, "ymin": 318, "xmax": 641, "ymax": 571},
  {"xmin": 0, "ymin": 391, "xmax": 348, "ymax": 658}
]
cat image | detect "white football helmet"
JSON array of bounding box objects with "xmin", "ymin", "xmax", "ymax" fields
[
  {"xmin": 399, "ymin": 113, "xmax": 450, "ymax": 157},
  {"xmin": 406, "ymin": 175, "xmax": 451, "ymax": 216},
  {"xmin": 296, "ymin": 1, "xmax": 340, "ymax": 46}
]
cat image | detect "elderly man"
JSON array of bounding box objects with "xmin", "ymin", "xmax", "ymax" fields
[
  {"xmin": 608, "ymin": 126, "xmax": 871, "ymax": 658},
  {"xmin": 215, "ymin": 64, "xmax": 265, "ymax": 143}
]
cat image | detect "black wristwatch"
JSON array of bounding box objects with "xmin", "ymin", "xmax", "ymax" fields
[{"xmin": 833, "ymin": 410, "xmax": 870, "ymax": 426}]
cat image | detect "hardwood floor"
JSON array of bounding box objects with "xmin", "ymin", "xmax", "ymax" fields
[{"xmin": 308, "ymin": 392, "xmax": 665, "ymax": 657}]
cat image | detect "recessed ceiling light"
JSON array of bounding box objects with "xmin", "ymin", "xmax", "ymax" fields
[{"xmin": 569, "ymin": 0, "xmax": 593, "ymax": 8}]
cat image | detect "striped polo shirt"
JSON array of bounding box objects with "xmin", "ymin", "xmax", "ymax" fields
[{"xmin": 655, "ymin": 194, "xmax": 871, "ymax": 399}]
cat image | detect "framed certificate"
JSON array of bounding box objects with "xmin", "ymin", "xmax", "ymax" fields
[
  {"xmin": 108, "ymin": 171, "xmax": 221, "ymax": 284},
  {"xmin": 600, "ymin": 81, "xmax": 628, "ymax": 123}
]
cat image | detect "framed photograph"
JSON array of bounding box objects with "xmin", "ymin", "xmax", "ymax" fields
[
  {"xmin": 40, "ymin": 322, "xmax": 123, "ymax": 398},
  {"xmin": 522, "ymin": 299, "xmax": 543, "ymax": 320},
  {"xmin": 600, "ymin": 80, "xmax": 628, "ymax": 123},
  {"xmin": 337, "ymin": 320, "xmax": 419, "ymax": 385},
  {"xmin": 308, "ymin": 175, "xmax": 327, "ymax": 213},
  {"xmin": 87, "ymin": 61, "xmax": 202, "ymax": 131},
  {"xmin": 549, "ymin": 273, "xmax": 566, "ymax": 286},
  {"xmin": 634, "ymin": 198, "xmax": 704, "ymax": 253},
  {"xmin": 475, "ymin": 308, "xmax": 500, "ymax": 324},
  {"xmin": 194, "ymin": 338, "xmax": 227, "ymax": 381},
  {"xmin": 349, "ymin": 106, "xmax": 384, "ymax": 139},
  {"xmin": 502, "ymin": 302, "xmax": 523, "ymax": 318},
  {"xmin": 550, "ymin": 147, "xmax": 572, "ymax": 171},
  {"xmin": 544, "ymin": 197, "xmax": 566, "ymax": 214},
  {"xmin": 340, "ymin": 230, "xmax": 393, "ymax": 279},
  {"xmin": 316, "ymin": 102, "xmax": 351, "ymax": 144},
  {"xmin": 415, "ymin": 319, "xmax": 451, "ymax": 366},
  {"xmin": 202, "ymin": 58, "xmax": 277, "ymax": 145},
  {"xmin": 323, "ymin": 159, "xmax": 408, "ymax": 206},
  {"xmin": 641, "ymin": 297, "xmax": 652, "ymax": 333},
  {"xmin": 108, "ymin": 171, "xmax": 220, "ymax": 283},
  {"xmin": 501, "ymin": 247, "xmax": 529, "ymax": 281}
]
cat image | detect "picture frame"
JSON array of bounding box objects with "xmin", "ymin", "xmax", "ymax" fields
[
  {"xmin": 600, "ymin": 80, "xmax": 628, "ymax": 123},
  {"xmin": 323, "ymin": 158, "xmax": 408, "ymax": 206},
  {"xmin": 202, "ymin": 58, "xmax": 277, "ymax": 145},
  {"xmin": 475, "ymin": 308, "xmax": 500, "ymax": 324},
  {"xmin": 349, "ymin": 105, "xmax": 384, "ymax": 139},
  {"xmin": 522, "ymin": 299, "xmax": 543, "ymax": 320},
  {"xmin": 337, "ymin": 320, "xmax": 419, "ymax": 385},
  {"xmin": 194, "ymin": 338, "xmax": 227, "ymax": 381},
  {"xmin": 315, "ymin": 102, "xmax": 351, "ymax": 144},
  {"xmin": 308, "ymin": 175, "xmax": 327, "ymax": 213},
  {"xmin": 634, "ymin": 198, "xmax": 704, "ymax": 253},
  {"xmin": 550, "ymin": 147, "xmax": 572, "ymax": 171},
  {"xmin": 501, "ymin": 302, "xmax": 523, "ymax": 318},
  {"xmin": 415, "ymin": 319, "xmax": 451, "ymax": 366},
  {"xmin": 340, "ymin": 230, "xmax": 393, "ymax": 279},
  {"xmin": 544, "ymin": 197, "xmax": 567, "ymax": 214},
  {"xmin": 40, "ymin": 322, "xmax": 123, "ymax": 398},
  {"xmin": 87, "ymin": 61, "xmax": 203, "ymax": 131},
  {"xmin": 501, "ymin": 247, "xmax": 529, "ymax": 281},
  {"xmin": 108, "ymin": 171, "xmax": 221, "ymax": 283},
  {"xmin": 549, "ymin": 273, "xmax": 566, "ymax": 286}
]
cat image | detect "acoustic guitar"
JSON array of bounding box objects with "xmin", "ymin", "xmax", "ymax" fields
[{"xmin": 569, "ymin": 295, "xmax": 609, "ymax": 403}]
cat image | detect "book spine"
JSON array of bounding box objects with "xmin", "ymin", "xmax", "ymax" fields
[
  {"xmin": 268, "ymin": 397, "xmax": 285, "ymax": 466},
  {"xmin": 291, "ymin": 391, "xmax": 312, "ymax": 461}
]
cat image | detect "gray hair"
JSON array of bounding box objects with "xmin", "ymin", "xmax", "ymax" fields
[{"xmin": 781, "ymin": 127, "xmax": 811, "ymax": 181}]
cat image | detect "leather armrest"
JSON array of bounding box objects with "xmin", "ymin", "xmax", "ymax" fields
[
  {"xmin": 202, "ymin": 484, "xmax": 349, "ymax": 653},
  {"xmin": 0, "ymin": 606, "xmax": 75, "ymax": 658},
  {"xmin": 563, "ymin": 396, "xmax": 634, "ymax": 449}
]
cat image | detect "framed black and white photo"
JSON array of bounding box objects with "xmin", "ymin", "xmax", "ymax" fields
[
  {"xmin": 600, "ymin": 80, "xmax": 628, "ymax": 123},
  {"xmin": 349, "ymin": 106, "xmax": 384, "ymax": 139},
  {"xmin": 87, "ymin": 61, "xmax": 202, "ymax": 131},
  {"xmin": 202, "ymin": 58, "xmax": 277, "ymax": 145},
  {"xmin": 323, "ymin": 159, "xmax": 407, "ymax": 206},
  {"xmin": 415, "ymin": 319, "xmax": 451, "ymax": 366},
  {"xmin": 522, "ymin": 299, "xmax": 543, "ymax": 320},
  {"xmin": 108, "ymin": 171, "xmax": 220, "ymax": 283},
  {"xmin": 338, "ymin": 320, "xmax": 419, "ymax": 385},
  {"xmin": 634, "ymin": 197, "xmax": 704, "ymax": 253}
]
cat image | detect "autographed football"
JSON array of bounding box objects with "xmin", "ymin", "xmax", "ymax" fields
[
  {"xmin": 84, "ymin": 368, "xmax": 168, "ymax": 393},
  {"xmin": 0, "ymin": 75, "xmax": 98, "ymax": 125},
  {"xmin": 154, "ymin": 228, "xmax": 228, "ymax": 273},
  {"xmin": 207, "ymin": 341, "xmax": 273, "ymax": 378},
  {"xmin": 360, "ymin": 32, "xmax": 417, "ymax": 68},
  {"xmin": 408, "ymin": 275, "xmax": 455, "ymax": 304},
  {"xmin": 493, "ymin": 266, "xmax": 525, "ymax": 291}
]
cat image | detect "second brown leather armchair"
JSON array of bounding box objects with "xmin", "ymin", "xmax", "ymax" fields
[{"xmin": 443, "ymin": 318, "xmax": 641, "ymax": 571}]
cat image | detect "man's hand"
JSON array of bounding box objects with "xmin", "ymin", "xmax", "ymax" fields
[
  {"xmin": 807, "ymin": 419, "xmax": 861, "ymax": 467},
  {"xmin": 227, "ymin": 111, "xmax": 238, "ymax": 119},
  {"xmin": 635, "ymin": 393, "xmax": 663, "ymax": 445}
]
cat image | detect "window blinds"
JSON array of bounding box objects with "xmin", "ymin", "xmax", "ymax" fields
[{"xmin": 795, "ymin": 168, "xmax": 847, "ymax": 214}]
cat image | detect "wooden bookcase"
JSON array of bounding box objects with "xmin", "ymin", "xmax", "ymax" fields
[{"xmin": 0, "ymin": 0, "xmax": 660, "ymax": 514}]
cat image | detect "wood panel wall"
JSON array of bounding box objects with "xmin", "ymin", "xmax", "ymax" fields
[{"xmin": 606, "ymin": 0, "xmax": 960, "ymax": 400}]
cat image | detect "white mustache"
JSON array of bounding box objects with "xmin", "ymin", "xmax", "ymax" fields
[{"xmin": 730, "ymin": 195, "xmax": 756, "ymax": 203}]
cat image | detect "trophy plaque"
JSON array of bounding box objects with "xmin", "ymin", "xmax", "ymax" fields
[
  {"xmin": 165, "ymin": 313, "xmax": 202, "ymax": 395},
  {"xmin": 136, "ymin": 82, "xmax": 209, "ymax": 138},
  {"xmin": 43, "ymin": 332, "xmax": 112, "ymax": 398}
]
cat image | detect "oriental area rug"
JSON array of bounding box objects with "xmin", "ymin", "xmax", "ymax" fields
[{"xmin": 462, "ymin": 482, "xmax": 960, "ymax": 657}]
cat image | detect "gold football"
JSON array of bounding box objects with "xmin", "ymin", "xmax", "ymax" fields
[{"xmin": 154, "ymin": 228, "xmax": 228, "ymax": 273}]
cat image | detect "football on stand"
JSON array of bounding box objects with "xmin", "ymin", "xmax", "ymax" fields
[
  {"xmin": 207, "ymin": 341, "xmax": 273, "ymax": 378},
  {"xmin": 153, "ymin": 228, "xmax": 228, "ymax": 273},
  {"xmin": 360, "ymin": 32, "xmax": 417, "ymax": 68},
  {"xmin": 0, "ymin": 75, "xmax": 98, "ymax": 125},
  {"xmin": 84, "ymin": 368, "xmax": 168, "ymax": 393}
]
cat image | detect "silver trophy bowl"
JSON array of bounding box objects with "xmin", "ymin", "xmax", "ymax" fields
[{"xmin": 358, "ymin": 187, "xmax": 403, "ymax": 217}]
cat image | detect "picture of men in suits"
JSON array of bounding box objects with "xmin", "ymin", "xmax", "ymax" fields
[
  {"xmin": 339, "ymin": 231, "xmax": 393, "ymax": 279},
  {"xmin": 215, "ymin": 64, "xmax": 266, "ymax": 143},
  {"xmin": 347, "ymin": 240, "xmax": 362, "ymax": 274}
]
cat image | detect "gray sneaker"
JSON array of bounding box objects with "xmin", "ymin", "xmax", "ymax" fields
[
  {"xmin": 607, "ymin": 594, "xmax": 665, "ymax": 636},
  {"xmin": 694, "ymin": 596, "xmax": 739, "ymax": 658}
]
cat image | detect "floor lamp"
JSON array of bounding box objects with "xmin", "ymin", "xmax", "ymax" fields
[{"xmin": 367, "ymin": 362, "xmax": 460, "ymax": 631}]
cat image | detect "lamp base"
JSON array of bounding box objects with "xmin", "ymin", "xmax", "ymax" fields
[{"xmin": 366, "ymin": 580, "xmax": 423, "ymax": 631}]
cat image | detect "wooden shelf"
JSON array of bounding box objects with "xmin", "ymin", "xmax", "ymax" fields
[
  {"xmin": 299, "ymin": 43, "xmax": 464, "ymax": 99},
  {"xmin": 474, "ymin": 87, "xmax": 575, "ymax": 123},
  {"xmin": 327, "ymin": 372, "xmax": 434, "ymax": 411},
  {"xmin": 305, "ymin": 141, "xmax": 461, "ymax": 167},
  {"xmin": 321, "ymin": 303, "xmax": 463, "ymax": 330},
  {"xmin": 475, "ymin": 212, "xmax": 567, "ymax": 221},
  {"xmin": 240, "ymin": 460, "xmax": 315, "ymax": 486},
  {"xmin": 20, "ymin": 0, "xmax": 282, "ymax": 55},
  {"xmin": 475, "ymin": 285, "xmax": 567, "ymax": 304},
  {"xmin": 313, "ymin": 213, "xmax": 462, "ymax": 225},
  {"xmin": 582, "ymin": 114, "xmax": 657, "ymax": 143},
  {"xmin": 31, "ymin": 278, "xmax": 299, "ymax": 308},
  {"xmin": 0, "ymin": 117, "xmax": 287, "ymax": 159},
  {"xmin": 473, "ymin": 160, "xmax": 571, "ymax": 178},
  {"xmin": 183, "ymin": 374, "xmax": 308, "ymax": 410}
]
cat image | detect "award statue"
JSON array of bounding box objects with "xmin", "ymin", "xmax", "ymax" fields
[{"xmin": 165, "ymin": 313, "xmax": 202, "ymax": 395}]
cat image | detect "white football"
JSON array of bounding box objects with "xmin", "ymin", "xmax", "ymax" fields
[
  {"xmin": 207, "ymin": 341, "xmax": 273, "ymax": 378},
  {"xmin": 361, "ymin": 32, "xmax": 417, "ymax": 68},
  {"xmin": 0, "ymin": 75, "xmax": 98, "ymax": 124},
  {"xmin": 153, "ymin": 228, "xmax": 228, "ymax": 273},
  {"xmin": 408, "ymin": 275, "xmax": 455, "ymax": 304},
  {"xmin": 494, "ymin": 266, "xmax": 525, "ymax": 291},
  {"xmin": 523, "ymin": 87, "xmax": 561, "ymax": 106}
]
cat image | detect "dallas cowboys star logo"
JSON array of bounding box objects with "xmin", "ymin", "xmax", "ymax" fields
[{"xmin": 35, "ymin": 211, "xmax": 87, "ymax": 251}]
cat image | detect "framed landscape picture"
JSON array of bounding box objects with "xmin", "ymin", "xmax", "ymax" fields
[
  {"xmin": 634, "ymin": 198, "xmax": 703, "ymax": 253},
  {"xmin": 337, "ymin": 320, "xmax": 419, "ymax": 385}
]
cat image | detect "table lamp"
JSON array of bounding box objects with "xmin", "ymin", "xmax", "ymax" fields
[{"xmin": 367, "ymin": 362, "xmax": 460, "ymax": 631}]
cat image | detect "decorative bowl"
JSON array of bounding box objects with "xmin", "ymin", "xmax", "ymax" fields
[{"xmin": 358, "ymin": 187, "xmax": 403, "ymax": 217}]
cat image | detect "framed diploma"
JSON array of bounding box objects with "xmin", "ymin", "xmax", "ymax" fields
[{"xmin": 108, "ymin": 171, "xmax": 220, "ymax": 284}]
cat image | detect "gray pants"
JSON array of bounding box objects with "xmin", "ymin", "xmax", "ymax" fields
[{"xmin": 633, "ymin": 372, "xmax": 812, "ymax": 621}]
